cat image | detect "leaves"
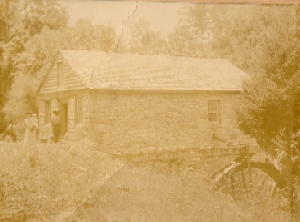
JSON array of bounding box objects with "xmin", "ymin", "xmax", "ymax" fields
[
  {"xmin": 177, "ymin": 4, "xmax": 299, "ymax": 155},
  {"xmin": 127, "ymin": 18, "xmax": 167, "ymax": 55},
  {"xmin": 0, "ymin": 141, "xmax": 124, "ymax": 220},
  {"xmin": 0, "ymin": 0, "xmax": 69, "ymax": 130},
  {"xmin": 2, "ymin": 17, "xmax": 118, "ymax": 121},
  {"xmin": 3, "ymin": 73, "xmax": 39, "ymax": 121},
  {"xmin": 2, "ymin": 0, "xmax": 68, "ymax": 61},
  {"xmin": 226, "ymin": 5, "xmax": 300, "ymax": 153},
  {"xmin": 167, "ymin": 5, "xmax": 209, "ymax": 57},
  {"xmin": 211, "ymin": 5, "xmax": 298, "ymax": 78},
  {"xmin": 67, "ymin": 19, "xmax": 117, "ymax": 51}
]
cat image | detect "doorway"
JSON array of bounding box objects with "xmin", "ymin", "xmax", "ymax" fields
[{"xmin": 60, "ymin": 103, "xmax": 68, "ymax": 137}]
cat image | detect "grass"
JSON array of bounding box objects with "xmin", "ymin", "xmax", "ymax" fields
[
  {"xmin": 0, "ymin": 140, "xmax": 294, "ymax": 221},
  {"xmin": 0, "ymin": 140, "xmax": 125, "ymax": 221},
  {"xmin": 66, "ymin": 161, "xmax": 291, "ymax": 222}
]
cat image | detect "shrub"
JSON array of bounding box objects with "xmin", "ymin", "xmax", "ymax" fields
[
  {"xmin": 3, "ymin": 73, "xmax": 39, "ymax": 122},
  {"xmin": 0, "ymin": 140, "xmax": 125, "ymax": 221}
]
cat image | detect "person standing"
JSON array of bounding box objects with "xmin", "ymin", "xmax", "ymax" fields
[
  {"xmin": 32, "ymin": 114, "xmax": 39, "ymax": 143},
  {"xmin": 7, "ymin": 120, "xmax": 17, "ymax": 142},
  {"xmin": 51, "ymin": 109, "xmax": 61, "ymax": 143},
  {"xmin": 23, "ymin": 112, "xmax": 34, "ymax": 147}
]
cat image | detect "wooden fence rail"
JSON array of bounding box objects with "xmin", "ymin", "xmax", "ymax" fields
[{"xmin": 112, "ymin": 145, "xmax": 257, "ymax": 164}]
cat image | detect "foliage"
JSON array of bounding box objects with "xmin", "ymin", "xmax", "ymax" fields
[
  {"xmin": 0, "ymin": 140, "xmax": 297, "ymax": 221},
  {"xmin": 0, "ymin": 140, "xmax": 124, "ymax": 221},
  {"xmin": 3, "ymin": 18, "xmax": 118, "ymax": 121},
  {"xmin": 167, "ymin": 4, "xmax": 211, "ymax": 57},
  {"xmin": 203, "ymin": 5, "xmax": 300, "ymax": 153},
  {"xmin": 179, "ymin": 4, "xmax": 207, "ymax": 33},
  {"xmin": 128, "ymin": 18, "xmax": 167, "ymax": 55},
  {"xmin": 2, "ymin": 73, "xmax": 39, "ymax": 121},
  {"xmin": 64, "ymin": 18, "xmax": 117, "ymax": 52},
  {"xmin": 1, "ymin": 0, "xmax": 68, "ymax": 61},
  {"xmin": 205, "ymin": 5, "xmax": 300, "ymax": 209},
  {"xmin": 167, "ymin": 24, "xmax": 203, "ymax": 57},
  {"xmin": 13, "ymin": 26, "xmax": 66, "ymax": 80},
  {"xmin": 228, "ymin": 6, "xmax": 300, "ymax": 151},
  {"xmin": 66, "ymin": 162, "xmax": 291, "ymax": 221},
  {"xmin": 210, "ymin": 5, "xmax": 299, "ymax": 76},
  {"xmin": 0, "ymin": 0, "xmax": 68, "ymax": 132},
  {"xmin": 236, "ymin": 75, "xmax": 298, "ymax": 154},
  {"xmin": 180, "ymin": 4, "xmax": 300, "ymax": 209},
  {"xmin": 179, "ymin": 4, "xmax": 299, "ymax": 151},
  {"xmin": 13, "ymin": 18, "xmax": 117, "ymax": 81}
]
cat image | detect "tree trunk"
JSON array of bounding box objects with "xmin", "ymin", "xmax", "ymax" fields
[{"xmin": 286, "ymin": 130, "xmax": 294, "ymax": 214}]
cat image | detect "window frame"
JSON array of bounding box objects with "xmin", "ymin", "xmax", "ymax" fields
[{"xmin": 208, "ymin": 100, "xmax": 220, "ymax": 123}]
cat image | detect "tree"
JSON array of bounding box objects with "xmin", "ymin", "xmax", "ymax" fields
[
  {"xmin": 128, "ymin": 18, "xmax": 167, "ymax": 55},
  {"xmin": 178, "ymin": 3, "xmax": 300, "ymax": 210},
  {"xmin": 3, "ymin": 18, "xmax": 118, "ymax": 122},
  {"xmin": 1, "ymin": 0, "xmax": 68, "ymax": 62},
  {"xmin": 0, "ymin": 0, "xmax": 68, "ymax": 132},
  {"xmin": 13, "ymin": 26, "xmax": 67, "ymax": 80},
  {"xmin": 209, "ymin": 5, "xmax": 299, "ymax": 151},
  {"xmin": 67, "ymin": 19, "xmax": 117, "ymax": 51},
  {"xmin": 3, "ymin": 73, "xmax": 39, "ymax": 121},
  {"xmin": 167, "ymin": 24, "xmax": 203, "ymax": 57},
  {"xmin": 210, "ymin": 4, "xmax": 299, "ymax": 211},
  {"xmin": 167, "ymin": 4, "xmax": 212, "ymax": 57}
]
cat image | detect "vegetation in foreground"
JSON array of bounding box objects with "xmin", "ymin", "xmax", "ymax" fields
[
  {"xmin": 65, "ymin": 160, "xmax": 291, "ymax": 222},
  {"xmin": 0, "ymin": 140, "xmax": 293, "ymax": 221},
  {"xmin": 0, "ymin": 140, "xmax": 125, "ymax": 221}
]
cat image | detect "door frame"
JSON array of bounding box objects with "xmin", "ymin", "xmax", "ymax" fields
[{"xmin": 59, "ymin": 101, "xmax": 68, "ymax": 137}]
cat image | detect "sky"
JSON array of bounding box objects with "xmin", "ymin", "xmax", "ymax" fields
[{"xmin": 64, "ymin": 1, "xmax": 187, "ymax": 37}]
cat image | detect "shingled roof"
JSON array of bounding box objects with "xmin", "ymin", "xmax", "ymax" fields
[{"xmin": 58, "ymin": 50, "xmax": 248, "ymax": 91}]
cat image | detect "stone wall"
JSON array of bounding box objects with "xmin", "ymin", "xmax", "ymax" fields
[{"xmin": 88, "ymin": 92, "xmax": 256, "ymax": 151}]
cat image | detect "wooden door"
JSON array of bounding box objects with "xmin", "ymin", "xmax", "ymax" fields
[{"xmin": 60, "ymin": 103, "xmax": 68, "ymax": 137}]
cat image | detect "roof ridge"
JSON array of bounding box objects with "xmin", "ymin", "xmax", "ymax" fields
[
  {"xmin": 58, "ymin": 49, "xmax": 228, "ymax": 61},
  {"xmin": 39, "ymin": 50, "xmax": 248, "ymax": 92}
]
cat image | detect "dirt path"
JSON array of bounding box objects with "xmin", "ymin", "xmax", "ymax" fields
[{"xmin": 64, "ymin": 162, "xmax": 290, "ymax": 222}]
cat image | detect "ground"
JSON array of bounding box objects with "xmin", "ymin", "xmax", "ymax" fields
[
  {"xmin": 0, "ymin": 141, "xmax": 292, "ymax": 221},
  {"xmin": 64, "ymin": 162, "xmax": 290, "ymax": 222}
]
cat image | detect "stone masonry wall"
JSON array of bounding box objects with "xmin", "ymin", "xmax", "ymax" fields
[{"xmin": 88, "ymin": 92, "xmax": 256, "ymax": 151}]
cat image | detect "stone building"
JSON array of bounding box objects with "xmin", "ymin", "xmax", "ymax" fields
[{"xmin": 36, "ymin": 50, "xmax": 256, "ymax": 151}]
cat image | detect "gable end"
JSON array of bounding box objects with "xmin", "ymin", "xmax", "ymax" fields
[{"xmin": 37, "ymin": 51, "xmax": 87, "ymax": 95}]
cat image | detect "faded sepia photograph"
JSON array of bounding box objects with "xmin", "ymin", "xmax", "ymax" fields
[{"xmin": 0, "ymin": 0, "xmax": 299, "ymax": 221}]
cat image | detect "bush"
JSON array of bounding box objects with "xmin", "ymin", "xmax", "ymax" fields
[
  {"xmin": 67, "ymin": 162, "xmax": 291, "ymax": 222},
  {"xmin": 3, "ymin": 73, "xmax": 39, "ymax": 122},
  {"xmin": 0, "ymin": 140, "xmax": 125, "ymax": 221}
]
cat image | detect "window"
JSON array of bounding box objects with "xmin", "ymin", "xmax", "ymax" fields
[
  {"xmin": 208, "ymin": 100, "xmax": 219, "ymax": 123},
  {"xmin": 45, "ymin": 100, "xmax": 51, "ymax": 124},
  {"xmin": 75, "ymin": 99, "xmax": 83, "ymax": 124},
  {"xmin": 57, "ymin": 62, "xmax": 63, "ymax": 88}
]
